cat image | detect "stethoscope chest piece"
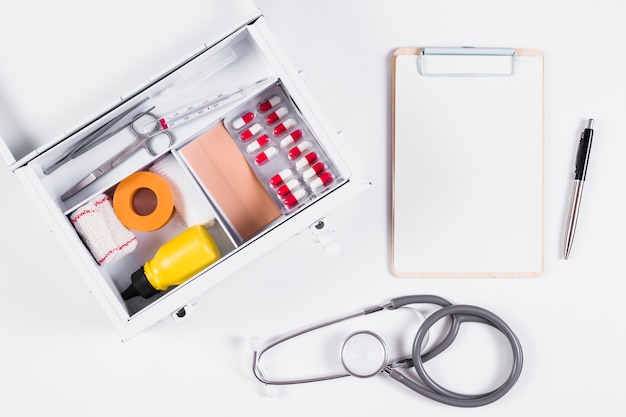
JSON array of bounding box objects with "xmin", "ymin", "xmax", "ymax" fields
[{"xmin": 340, "ymin": 331, "xmax": 387, "ymax": 378}]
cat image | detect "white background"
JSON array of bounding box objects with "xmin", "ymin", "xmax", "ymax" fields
[{"xmin": 1, "ymin": 0, "xmax": 625, "ymax": 415}]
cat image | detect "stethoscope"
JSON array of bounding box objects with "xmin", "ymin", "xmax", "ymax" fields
[{"xmin": 252, "ymin": 295, "xmax": 523, "ymax": 408}]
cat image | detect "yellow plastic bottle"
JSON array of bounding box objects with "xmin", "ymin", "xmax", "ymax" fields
[{"xmin": 122, "ymin": 225, "xmax": 221, "ymax": 300}]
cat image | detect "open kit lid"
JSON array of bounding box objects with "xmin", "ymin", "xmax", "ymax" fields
[{"xmin": 0, "ymin": 0, "xmax": 260, "ymax": 168}]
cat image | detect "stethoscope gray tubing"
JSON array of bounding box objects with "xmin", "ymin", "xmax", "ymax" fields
[
  {"xmin": 385, "ymin": 296, "xmax": 524, "ymax": 407},
  {"xmin": 252, "ymin": 295, "xmax": 523, "ymax": 407}
]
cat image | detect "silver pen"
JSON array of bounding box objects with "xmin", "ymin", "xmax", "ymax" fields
[{"xmin": 564, "ymin": 119, "xmax": 594, "ymax": 259}]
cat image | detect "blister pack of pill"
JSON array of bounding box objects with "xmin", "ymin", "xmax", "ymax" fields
[{"xmin": 224, "ymin": 82, "xmax": 338, "ymax": 214}]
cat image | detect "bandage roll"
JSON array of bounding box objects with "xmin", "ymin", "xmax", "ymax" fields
[
  {"xmin": 149, "ymin": 154, "xmax": 216, "ymax": 228},
  {"xmin": 113, "ymin": 171, "xmax": 175, "ymax": 232},
  {"xmin": 70, "ymin": 194, "xmax": 137, "ymax": 266}
]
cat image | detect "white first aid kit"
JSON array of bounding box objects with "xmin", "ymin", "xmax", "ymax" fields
[{"xmin": 0, "ymin": 0, "xmax": 369, "ymax": 340}]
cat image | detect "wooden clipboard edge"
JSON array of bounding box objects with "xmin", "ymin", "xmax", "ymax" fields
[{"xmin": 390, "ymin": 47, "xmax": 544, "ymax": 278}]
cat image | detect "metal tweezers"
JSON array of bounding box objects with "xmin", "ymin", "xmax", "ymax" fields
[{"xmin": 43, "ymin": 97, "xmax": 150, "ymax": 175}]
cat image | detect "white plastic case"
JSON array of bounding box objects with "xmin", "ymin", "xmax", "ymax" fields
[{"xmin": 0, "ymin": 0, "xmax": 369, "ymax": 340}]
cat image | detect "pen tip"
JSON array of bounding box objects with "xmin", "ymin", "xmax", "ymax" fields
[{"xmin": 587, "ymin": 119, "xmax": 594, "ymax": 129}]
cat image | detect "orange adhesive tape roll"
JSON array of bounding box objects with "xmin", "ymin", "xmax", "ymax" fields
[{"xmin": 113, "ymin": 171, "xmax": 174, "ymax": 232}]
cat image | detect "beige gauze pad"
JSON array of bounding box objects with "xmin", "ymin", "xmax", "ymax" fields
[{"xmin": 180, "ymin": 122, "xmax": 282, "ymax": 242}]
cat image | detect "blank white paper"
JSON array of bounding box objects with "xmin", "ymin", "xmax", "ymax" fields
[{"xmin": 392, "ymin": 49, "xmax": 543, "ymax": 277}]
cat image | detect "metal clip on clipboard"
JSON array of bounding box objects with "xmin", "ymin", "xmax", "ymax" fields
[{"xmin": 418, "ymin": 47, "xmax": 516, "ymax": 76}]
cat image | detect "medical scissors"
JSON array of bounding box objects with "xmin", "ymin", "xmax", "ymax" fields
[
  {"xmin": 60, "ymin": 108, "xmax": 174, "ymax": 201},
  {"xmin": 252, "ymin": 295, "xmax": 523, "ymax": 408}
]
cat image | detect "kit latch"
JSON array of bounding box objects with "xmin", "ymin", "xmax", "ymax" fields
[{"xmin": 309, "ymin": 218, "xmax": 343, "ymax": 258}]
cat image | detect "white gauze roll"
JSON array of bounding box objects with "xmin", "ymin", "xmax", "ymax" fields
[
  {"xmin": 150, "ymin": 154, "xmax": 216, "ymax": 228},
  {"xmin": 70, "ymin": 194, "xmax": 137, "ymax": 266}
]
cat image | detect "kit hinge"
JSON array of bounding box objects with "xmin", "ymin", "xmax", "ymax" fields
[
  {"xmin": 171, "ymin": 300, "xmax": 198, "ymax": 322},
  {"xmin": 309, "ymin": 218, "xmax": 343, "ymax": 258}
]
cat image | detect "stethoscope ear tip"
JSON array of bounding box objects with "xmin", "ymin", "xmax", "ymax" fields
[
  {"xmin": 261, "ymin": 383, "xmax": 282, "ymax": 398},
  {"xmin": 249, "ymin": 336, "xmax": 262, "ymax": 352}
]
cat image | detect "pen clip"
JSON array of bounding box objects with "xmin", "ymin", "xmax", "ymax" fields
[{"xmin": 574, "ymin": 119, "xmax": 594, "ymax": 181}]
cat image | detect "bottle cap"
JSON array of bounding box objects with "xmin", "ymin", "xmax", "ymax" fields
[{"xmin": 121, "ymin": 266, "xmax": 159, "ymax": 300}]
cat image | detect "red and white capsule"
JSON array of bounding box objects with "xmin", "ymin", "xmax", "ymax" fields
[
  {"xmin": 258, "ymin": 95, "xmax": 282, "ymax": 113},
  {"xmin": 279, "ymin": 129, "xmax": 303, "ymax": 148},
  {"xmin": 246, "ymin": 134, "xmax": 270, "ymax": 153},
  {"xmin": 302, "ymin": 161, "xmax": 325, "ymax": 181},
  {"xmin": 295, "ymin": 151, "xmax": 318, "ymax": 170},
  {"xmin": 254, "ymin": 146, "xmax": 278, "ymax": 165},
  {"xmin": 240, "ymin": 123, "xmax": 262, "ymax": 141},
  {"xmin": 309, "ymin": 171, "xmax": 334, "ymax": 191},
  {"xmin": 265, "ymin": 107, "xmax": 288, "ymax": 124},
  {"xmin": 269, "ymin": 168, "xmax": 293, "ymax": 188},
  {"xmin": 288, "ymin": 141, "xmax": 312, "ymax": 160},
  {"xmin": 273, "ymin": 118, "xmax": 296, "ymax": 136},
  {"xmin": 283, "ymin": 188, "xmax": 307, "ymax": 210},
  {"xmin": 231, "ymin": 111, "xmax": 255, "ymax": 129},
  {"xmin": 276, "ymin": 179, "xmax": 301, "ymax": 198}
]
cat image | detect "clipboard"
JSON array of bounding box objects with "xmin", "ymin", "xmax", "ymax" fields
[{"xmin": 392, "ymin": 47, "xmax": 544, "ymax": 278}]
